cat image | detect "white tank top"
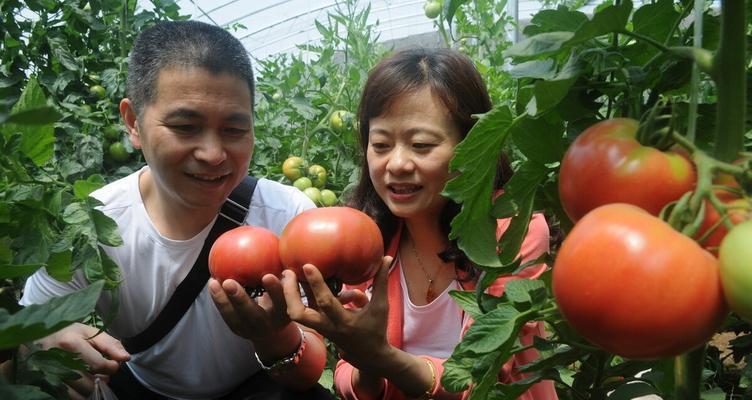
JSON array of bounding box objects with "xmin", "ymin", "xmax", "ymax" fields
[{"xmin": 399, "ymin": 256, "xmax": 464, "ymax": 359}]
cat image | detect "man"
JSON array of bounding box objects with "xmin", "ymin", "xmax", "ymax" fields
[{"xmin": 21, "ymin": 20, "xmax": 329, "ymax": 399}]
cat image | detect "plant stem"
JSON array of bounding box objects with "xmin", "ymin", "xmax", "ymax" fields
[
  {"xmin": 674, "ymin": 346, "xmax": 706, "ymax": 400},
  {"xmin": 713, "ymin": 0, "xmax": 746, "ymax": 162}
]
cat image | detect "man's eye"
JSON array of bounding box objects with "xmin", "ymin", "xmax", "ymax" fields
[
  {"xmin": 170, "ymin": 125, "xmax": 199, "ymax": 134},
  {"xmin": 225, "ymin": 128, "xmax": 251, "ymax": 135}
]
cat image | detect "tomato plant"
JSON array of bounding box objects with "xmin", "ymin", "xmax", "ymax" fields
[
  {"xmin": 278, "ymin": 207, "xmax": 383, "ymax": 285},
  {"xmin": 719, "ymin": 220, "xmax": 752, "ymax": 322},
  {"xmin": 208, "ymin": 226, "xmax": 283, "ymax": 291},
  {"xmin": 559, "ymin": 118, "xmax": 696, "ymax": 222},
  {"xmin": 552, "ymin": 204, "xmax": 727, "ymax": 359}
]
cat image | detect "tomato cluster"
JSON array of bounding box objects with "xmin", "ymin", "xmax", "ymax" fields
[
  {"xmin": 209, "ymin": 207, "xmax": 383, "ymax": 296},
  {"xmin": 554, "ymin": 118, "xmax": 750, "ymax": 359},
  {"xmin": 282, "ymin": 156, "xmax": 339, "ymax": 207}
]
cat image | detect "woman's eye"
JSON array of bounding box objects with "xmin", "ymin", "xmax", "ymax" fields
[
  {"xmin": 371, "ymin": 142, "xmax": 390, "ymax": 150},
  {"xmin": 413, "ymin": 143, "xmax": 435, "ymax": 149}
]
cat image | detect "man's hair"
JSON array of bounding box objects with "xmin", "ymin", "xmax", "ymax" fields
[{"xmin": 126, "ymin": 20, "xmax": 255, "ymax": 116}]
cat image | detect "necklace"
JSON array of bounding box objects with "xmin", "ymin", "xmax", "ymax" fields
[{"xmin": 409, "ymin": 236, "xmax": 440, "ymax": 303}]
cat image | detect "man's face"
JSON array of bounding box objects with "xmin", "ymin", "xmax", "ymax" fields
[{"xmin": 126, "ymin": 66, "xmax": 254, "ymax": 216}]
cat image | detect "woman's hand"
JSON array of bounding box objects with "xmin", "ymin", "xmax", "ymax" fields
[{"xmin": 283, "ymin": 256, "xmax": 394, "ymax": 368}]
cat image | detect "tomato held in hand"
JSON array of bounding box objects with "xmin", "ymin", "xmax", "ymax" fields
[
  {"xmin": 553, "ymin": 203, "xmax": 727, "ymax": 359},
  {"xmin": 278, "ymin": 207, "xmax": 383, "ymax": 285},
  {"xmin": 208, "ymin": 226, "xmax": 283, "ymax": 290},
  {"xmin": 559, "ymin": 118, "xmax": 696, "ymax": 221},
  {"xmin": 719, "ymin": 220, "xmax": 752, "ymax": 322}
]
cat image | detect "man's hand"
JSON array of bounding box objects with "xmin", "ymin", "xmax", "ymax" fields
[{"xmin": 36, "ymin": 323, "xmax": 130, "ymax": 400}]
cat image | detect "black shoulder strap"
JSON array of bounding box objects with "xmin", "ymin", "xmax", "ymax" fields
[{"xmin": 122, "ymin": 176, "xmax": 259, "ymax": 354}]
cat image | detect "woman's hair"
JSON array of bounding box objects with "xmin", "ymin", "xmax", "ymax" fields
[{"xmin": 348, "ymin": 47, "xmax": 512, "ymax": 277}]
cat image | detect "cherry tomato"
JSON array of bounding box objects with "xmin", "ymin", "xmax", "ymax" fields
[
  {"xmin": 553, "ymin": 203, "xmax": 727, "ymax": 359},
  {"xmin": 208, "ymin": 226, "xmax": 283, "ymax": 290},
  {"xmin": 279, "ymin": 207, "xmax": 383, "ymax": 285},
  {"xmin": 559, "ymin": 118, "xmax": 696, "ymax": 221}
]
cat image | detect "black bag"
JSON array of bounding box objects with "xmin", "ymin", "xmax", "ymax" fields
[{"xmin": 121, "ymin": 176, "xmax": 258, "ymax": 354}]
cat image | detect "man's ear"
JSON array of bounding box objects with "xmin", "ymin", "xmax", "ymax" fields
[{"xmin": 119, "ymin": 98, "xmax": 142, "ymax": 149}]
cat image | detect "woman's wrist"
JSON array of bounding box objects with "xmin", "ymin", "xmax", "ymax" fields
[
  {"xmin": 252, "ymin": 322, "xmax": 301, "ymax": 364},
  {"xmin": 352, "ymin": 367, "xmax": 387, "ymax": 400}
]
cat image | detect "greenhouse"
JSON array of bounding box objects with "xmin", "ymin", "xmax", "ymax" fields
[{"xmin": 1, "ymin": 1, "xmax": 750, "ymax": 399}]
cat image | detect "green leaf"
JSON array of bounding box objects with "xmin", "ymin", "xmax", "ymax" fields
[
  {"xmin": 46, "ymin": 250, "xmax": 73, "ymax": 282},
  {"xmin": 62, "ymin": 203, "xmax": 89, "ymax": 225},
  {"xmin": 503, "ymin": 32, "xmax": 574, "ymax": 59},
  {"xmin": 5, "ymin": 107, "xmax": 62, "ymax": 125},
  {"xmin": 495, "ymin": 162, "xmax": 548, "ymax": 265},
  {"xmin": 503, "ymin": 279, "xmax": 545, "ymax": 307},
  {"xmin": 0, "ymin": 280, "xmax": 104, "ymax": 349},
  {"xmin": 47, "ymin": 37, "xmax": 81, "ymax": 71},
  {"xmin": 632, "ymin": 0, "xmax": 679, "ymax": 44},
  {"xmin": 460, "ymin": 305, "xmax": 521, "ymax": 354},
  {"xmin": 508, "ymin": 60, "xmax": 555, "ymax": 80},
  {"xmin": 568, "ymin": 0, "xmax": 633, "ymax": 44},
  {"xmin": 523, "ymin": 8, "xmax": 589, "ymax": 35},
  {"xmin": 1, "ymin": 77, "xmax": 56, "ymax": 165},
  {"xmin": 0, "ymin": 385, "xmax": 56, "ymax": 400},
  {"xmin": 511, "ymin": 116, "xmax": 565, "ymax": 164},
  {"xmin": 445, "ymin": 106, "xmax": 515, "ymax": 267},
  {"xmin": 0, "ymin": 264, "xmax": 44, "ymax": 279},
  {"xmin": 445, "ymin": 0, "xmax": 471, "ymax": 26},
  {"xmin": 448, "ymin": 290, "xmax": 482, "ymax": 319},
  {"xmin": 91, "ymin": 209, "xmax": 123, "ymax": 247},
  {"xmin": 73, "ymin": 175, "xmax": 105, "ymax": 200}
]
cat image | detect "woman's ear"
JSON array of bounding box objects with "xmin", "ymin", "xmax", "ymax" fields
[{"xmin": 119, "ymin": 98, "xmax": 142, "ymax": 149}]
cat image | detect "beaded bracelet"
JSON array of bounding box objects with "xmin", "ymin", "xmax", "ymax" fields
[
  {"xmin": 416, "ymin": 357, "xmax": 437, "ymax": 400},
  {"xmin": 254, "ymin": 326, "xmax": 307, "ymax": 376}
]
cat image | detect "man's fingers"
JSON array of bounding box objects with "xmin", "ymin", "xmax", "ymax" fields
[
  {"xmin": 338, "ymin": 289, "xmax": 369, "ymax": 308},
  {"xmin": 208, "ymin": 278, "xmax": 236, "ymax": 316},
  {"xmin": 88, "ymin": 332, "xmax": 130, "ymax": 365}
]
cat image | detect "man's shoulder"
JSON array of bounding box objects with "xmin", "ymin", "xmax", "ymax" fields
[{"xmin": 90, "ymin": 169, "xmax": 140, "ymax": 212}]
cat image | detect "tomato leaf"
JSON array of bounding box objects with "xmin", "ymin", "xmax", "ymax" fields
[
  {"xmin": 0, "ymin": 280, "xmax": 104, "ymax": 349},
  {"xmin": 459, "ymin": 305, "xmax": 521, "ymax": 354},
  {"xmin": 444, "ymin": 0, "xmax": 471, "ymax": 26},
  {"xmin": 503, "ymin": 32, "xmax": 574, "ymax": 60},
  {"xmin": 502, "ymin": 279, "xmax": 546, "ymax": 308},
  {"xmin": 511, "ymin": 116, "xmax": 566, "ymax": 164},
  {"xmin": 0, "ymin": 264, "xmax": 43, "ymax": 279},
  {"xmin": 448, "ymin": 290, "xmax": 482, "ymax": 319},
  {"xmin": 73, "ymin": 175, "xmax": 105, "ymax": 200},
  {"xmin": 1, "ymin": 77, "xmax": 57, "ymax": 166},
  {"xmin": 91, "ymin": 209, "xmax": 123, "ymax": 248},
  {"xmin": 523, "ymin": 8, "xmax": 589, "ymax": 36},
  {"xmin": 0, "ymin": 384, "xmax": 56, "ymax": 400},
  {"xmin": 568, "ymin": 0, "xmax": 633, "ymax": 45},
  {"xmin": 445, "ymin": 105, "xmax": 515, "ymax": 268}
]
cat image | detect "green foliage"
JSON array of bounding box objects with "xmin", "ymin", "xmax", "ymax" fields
[{"xmin": 252, "ymin": 0, "xmax": 387, "ymax": 198}]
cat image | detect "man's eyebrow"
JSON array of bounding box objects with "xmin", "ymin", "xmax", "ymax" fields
[
  {"xmin": 163, "ymin": 108, "xmax": 202, "ymax": 120},
  {"xmin": 224, "ymin": 113, "xmax": 252, "ymax": 125}
]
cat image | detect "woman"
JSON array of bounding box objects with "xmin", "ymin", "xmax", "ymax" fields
[{"xmin": 283, "ymin": 48, "xmax": 556, "ymax": 399}]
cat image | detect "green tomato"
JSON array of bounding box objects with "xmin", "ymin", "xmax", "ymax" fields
[
  {"xmin": 282, "ymin": 156, "xmax": 305, "ymax": 181},
  {"xmin": 308, "ymin": 164, "xmax": 327, "ymax": 188},
  {"xmin": 81, "ymin": 104, "xmax": 92, "ymax": 114},
  {"xmin": 424, "ymin": 1, "xmax": 442, "ymax": 19},
  {"xmin": 320, "ymin": 189, "xmax": 338, "ymax": 207},
  {"xmin": 103, "ymin": 125, "xmax": 121, "ymax": 141},
  {"xmin": 303, "ymin": 187, "xmax": 322, "ymax": 207},
  {"xmin": 293, "ymin": 177, "xmax": 313, "ymax": 191},
  {"xmin": 719, "ymin": 220, "xmax": 752, "ymax": 322},
  {"xmin": 89, "ymin": 84, "xmax": 106, "ymax": 99},
  {"xmin": 329, "ymin": 110, "xmax": 352, "ymax": 134},
  {"xmin": 108, "ymin": 142, "xmax": 129, "ymax": 162},
  {"xmin": 271, "ymin": 91, "xmax": 283, "ymax": 101}
]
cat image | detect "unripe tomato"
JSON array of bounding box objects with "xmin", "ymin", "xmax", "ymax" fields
[
  {"xmin": 108, "ymin": 142, "xmax": 129, "ymax": 162},
  {"xmin": 303, "ymin": 187, "xmax": 322, "ymax": 206},
  {"xmin": 279, "ymin": 207, "xmax": 383, "ymax": 285},
  {"xmin": 329, "ymin": 110, "xmax": 352, "ymax": 134},
  {"xmin": 89, "ymin": 84, "xmax": 106, "ymax": 99},
  {"xmin": 293, "ymin": 177, "xmax": 313, "ymax": 191},
  {"xmin": 719, "ymin": 220, "xmax": 752, "ymax": 322},
  {"xmin": 553, "ymin": 203, "xmax": 726, "ymax": 359},
  {"xmin": 282, "ymin": 156, "xmax": 305, "ymax": 181},
  {"xmin": 208, "ymin": 226, "xmax": 283, "ymax": 290},
  {"xmin": 308, "ymin": 164, "xmax": 327, "ymax": 188},
  {"xmin": 559, "ymin": 118, "xmax": 696, "ymax": 221},
  {"xmin": 424, "ymin": 1, "xmax": 442, "ymax": 19},
  {"xmin": 320, "ymin": 189, "xmax": 338, "ymax": 207}
]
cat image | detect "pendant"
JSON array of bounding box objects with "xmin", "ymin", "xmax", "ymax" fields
[{"xmin": 426, "ymin": 279, "xmax": 437, "ymax": 303}]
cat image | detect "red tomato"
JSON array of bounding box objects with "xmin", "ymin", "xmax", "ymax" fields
[
  {"xmin": 278, "ymin": 207, "xmax": 383, "ymax": 285},
  {"xmin": 559, "ymin": 118, "xmax": 696, "ymax": 221},
  {"xmin": 552, "ymin": 203, "xmax": 727, "ymax": 359},
  {"xmin": 695, "ymin": 196, "xmax": 751, "ymax": 255},
  {"xmin": 208, "ymin": 226, "xmax": 283, "ymax": 289}
]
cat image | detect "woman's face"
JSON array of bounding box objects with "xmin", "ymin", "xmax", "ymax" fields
[{"xmin": 366, "ymin": 86, "xmax": 462, "ymax": 221}]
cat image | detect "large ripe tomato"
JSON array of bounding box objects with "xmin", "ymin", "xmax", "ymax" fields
[
  {"xmin": 278, "ymin": 207, "xmax": 383, "ymax": 285},
  {"xmin": 719, "ymin": 220, "xmax": 752, "ymax": 322},
  {"xmin": 552, "ymin": 203, "xmax": 727, "ymax": 359},
  {"xmin": 559, "ymin": 118, "xmax": 696, "ymax": 221},
  {"xmin": 208, "ymin": 226, "xmax": 283, "ymax": 289}
]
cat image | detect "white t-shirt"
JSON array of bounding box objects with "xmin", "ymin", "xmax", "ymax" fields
[
  {"xmin": 20, "ymin": 167, "xmax": 315, "ymax": 399},
  {"xmin": 399, "ymin": 256, "xmax": 464, "ymax": 359}
]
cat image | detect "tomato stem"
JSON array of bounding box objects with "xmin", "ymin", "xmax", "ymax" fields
[{"xmin": 674, "ymin": 345, "xmax": 706, "ymax": 400}]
